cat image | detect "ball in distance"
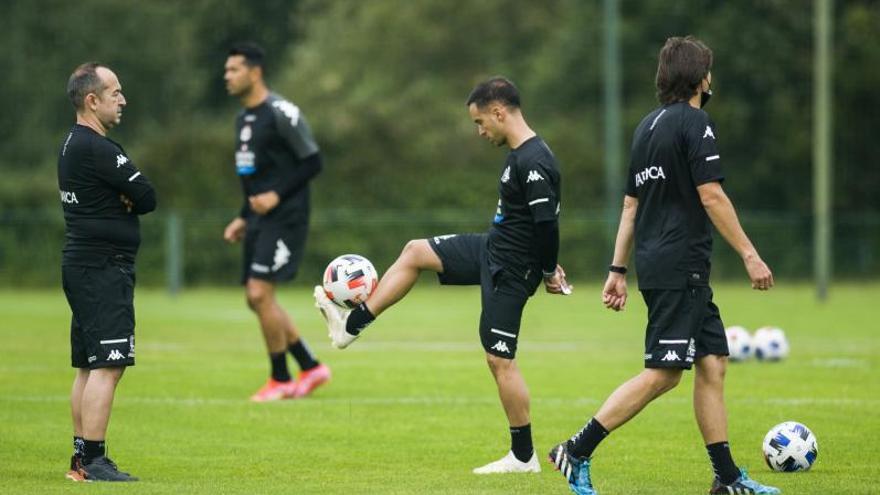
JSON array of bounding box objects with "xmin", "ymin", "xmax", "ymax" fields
[
  {"xmin": 753, "ymin": 326, "xmax": 790, "ymax": 361},
  {"xmin": 763, "ymin": 421, "xmax": 818, "ymax": 472},
  {"xmin": 725, "ymin": 325, "xmax": 753, "ymax": 361},
  {"xmin": 323, "ymin": 254, "xmax": 377, "ymax": 309}
]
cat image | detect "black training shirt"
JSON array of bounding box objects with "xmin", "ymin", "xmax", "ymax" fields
[
  {"xmin": 234, "ymin": 93, "xmax": 320, "ymax": 227},
  {"xmin": 487, "ymin": 136, "xmax": 561, "ymax": 277},
  {"xmin": 57, "ymin": 124, "xmax": 156, "ymax": 266},
  {"xmin": 625, "ymin": 102, "xmax": 724, "ymax": 289}
]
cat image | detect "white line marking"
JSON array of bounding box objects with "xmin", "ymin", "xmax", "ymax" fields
[
  {"xmin": 705, "ymin": 155, "xmax": 720, "ymax": 161},
  {"xmin": 528, "ymin": 198, "xmax": 549, "ymax": 206},
  {"xmin": 99, "ymin": 338, "xmax": 128, "ymax": 344},
  {"xmin": 127, "ymin": 171, "xmax": 141, "ymax": 182},
  {"xmin": 490, "ymin": 328, "xmax": 517, "ymax": 339}
]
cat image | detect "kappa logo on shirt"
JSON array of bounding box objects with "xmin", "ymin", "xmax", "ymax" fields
[
  {"xmin": 526, "ymin": 170, "xmax": 544, "ymax": 183},
  {"xmin": 116, "ymin": 154, "xmax": 129, "ymax": 167},
  {"xmin": 703, "ymin": 125, "xmax": 715, "ymax": 140}
]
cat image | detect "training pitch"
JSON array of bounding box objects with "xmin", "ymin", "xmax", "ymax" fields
[{"xmin": 1, "ymin": 282, "xmax": 877, "ymax": 494}]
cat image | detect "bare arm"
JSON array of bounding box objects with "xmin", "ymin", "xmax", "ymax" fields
[
  {"xmin": 697, "ymin": 181, "xmax": 774, "ymax": 290},
  {"xmin": 602, "ymin": 195, "xmax": 638, "ymax": 311}
]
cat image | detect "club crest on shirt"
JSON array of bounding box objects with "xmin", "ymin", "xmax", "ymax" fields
[
  {"xmin": 240, "ymin": 125, "xmax": 252, "ymax": 143},
  {"xmin": 500, "ymin": 166, "xmax": 510, "ymax": 183}
]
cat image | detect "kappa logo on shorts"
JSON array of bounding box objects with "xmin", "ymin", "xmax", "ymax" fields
[
  {"xmin": 272, "ymin": 239, "xmax": 291, "ymax": 272},
  {"xmin": 660, "ymin": 350, "xmax": 680, "ymax": 362},
  {"xmin": 490, "ymin": 340, "xmax": 511, "ymax": 354},
  {"xmin": 107, "ymin": 349, "xmax": 125, "ymax": 361}
]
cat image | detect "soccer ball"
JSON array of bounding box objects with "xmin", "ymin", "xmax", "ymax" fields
[
  {"xmin": 762, "ymin": 421, "xmax": 818, "ymax": 472},
  {"xmin": 322, "ymin": 254, "xmax": 378, "ymax": 309},
  {"xmin": 753, "ymin": 326, "xmax": 789, "ymax": 361},
  {"xmin": 725, "ymin": 325, "xmax": 753, "ymax": 361}
]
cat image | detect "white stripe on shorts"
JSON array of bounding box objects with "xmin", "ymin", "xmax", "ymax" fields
[
  {"xmin": 528, "ymin": 198, "xmax": 549, "ymax": 205},
  {"xmin": 658, "ymin": 339, "xmax": 688, "ymax": 344},
  {"xmin": 100, "ymin": 338, "xmax": 128, "ymax": 344},
  {"xmin": 127, "ymin": 171, "xmax": 141, "ymax": 182},
  {"xmin": 490, "ymin": 328, "xmax": 517, "ymax": 339}
]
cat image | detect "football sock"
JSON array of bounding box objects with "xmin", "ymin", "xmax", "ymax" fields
[
  {"xmin": 707, "ymin": 441, "xmax": 740, "ymax": 485},
  {"xmin": 288, "ymin": 339, "xmax": 319, "ymax": 371},
  {"xmin": 346, "ymin": 303, "xmax": 375, "ymax": 336},
  {"xmin": 269, "ymin": 352, "xmax": 292, "ymax": 382},
  {"xmin": 73, "ymin": 436, "xmax": 84, "ymax": 457},
  {"xmin": 510, "ymin": 423, "xmax": 534, "ymax": 462},
  {"xmin": 570, "ymin": 417, "xmax": 609, "ymax": 459},
  {"xmin": 82, "ymin": 439, "xmax": 105, "ymax": 464}
]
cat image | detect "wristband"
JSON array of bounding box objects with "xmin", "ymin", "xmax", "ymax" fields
[{"xmin": 608, "ymin": 265, "xmax": 627, "ymax": 274}]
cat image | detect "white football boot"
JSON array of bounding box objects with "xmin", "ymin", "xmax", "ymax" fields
[
  {"xmin": 313, "ymin": 286, "xmax": 358, "ymax": 349},
  {"xmin": 473, "ymin": 451, "xmax": 541, "ymax": 474}
]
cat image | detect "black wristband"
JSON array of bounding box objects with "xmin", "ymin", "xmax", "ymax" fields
[{"xmin": 608, "ymin": 265, "xmax": 627, "ymax": 274}]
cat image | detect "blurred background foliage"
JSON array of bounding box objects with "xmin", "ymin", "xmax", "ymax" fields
[{"xmin": 0, "ymin": 0, "xmax": 878, "ymax": 287}]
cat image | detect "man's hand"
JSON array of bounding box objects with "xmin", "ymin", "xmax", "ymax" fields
[
  {"xmin": 223, "ymin": 217, "xmax": 247, "ymax": 243},
  {"xmin": 248, "ymin": 191, "xmax": 280, "ymax": 215},
  {"xmin": 602, "ymin": 272, "xmax": 627, "ymax": 311},
  {"xmin": 543, "ymin": 264, "xmax": 573, "ymax": 295},
  {"xmin": 119, "ymin": 194, "xmax": 133, "ymax": 213},
  {"xmin": 744, "ymin": 253, "xmax": 774, "ymax": 290}
]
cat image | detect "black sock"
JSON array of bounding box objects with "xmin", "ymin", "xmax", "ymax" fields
[
  {"xmin": 82, "ymin": 439, "xmax": 105, "ymax": 464},
  {"xmin": 73, "ymin": 436, "xmax": 84, "ymax": 457},
  {"xmin": 345, "ymin": 303, "xmax": 375, "ymax": 335},
  {"xmin": 288, "ymin": 339, "xmax": 319, "ymax": 371},
  {"xmin": 269, "ymin": 352, "xmax": 291, "ymax": 382},
  {"xmin": 707, "ymin": 441, "xmax": 740, "ymax": 485},
  {"xmin": 510, "ymin": 423, "xmax": 533, "ymax": 462},
  {"xmin": 570, "ymin": 417, "xmax": 609, "ymax": 459}
]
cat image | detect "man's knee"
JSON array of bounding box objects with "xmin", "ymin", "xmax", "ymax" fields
[
  {"xmin": 644, "ymin": 368, "xmax": 683, "ymax": 394},
  {"xmin": 399, "ymin": 239, "xmax": 441, "ymax": 271},
  {"xmin": 486, "ymin": 353, "xmax": 515, "ymax": 375},
  {"xmin": 696, "ymin": 355, "xmax": 727, "ymax": 384},
  {"xmin": 245, "ymin": 280, "xmax": 274, "ymax": 311}
]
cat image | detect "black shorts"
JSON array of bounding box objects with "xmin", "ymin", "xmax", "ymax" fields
[
  {"xmin": 428, "ymin": 234, "xmax": 541, "ymax": 359},
  {"xmin": 62, "ymin": 259, "xmax": 136, "ymax": 369},
  {"xmin": 641, "ymin": 283, "xmax": 728, "ymax": 369},
  {"xmin": 241, "ymin": 222, "xmax": 307, "ymax": 284}
]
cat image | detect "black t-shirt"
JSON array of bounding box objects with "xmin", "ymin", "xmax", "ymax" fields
[
  {"xmin": 625, "ymin": 102, "xmax": 724, "ymax": 289},
  {"xmin": 57, "ymin": 124, "xmax": 157, "ymax": 266},
  {"xmin": 234, "ymin": 93, "xmax": 320, "ymax": 227},
  {"xmin": 487, "ymin": 136, "xmax": 561, "ymax": 276}
]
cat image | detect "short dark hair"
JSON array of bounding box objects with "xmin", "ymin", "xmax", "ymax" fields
[
  {"xmin": 228, "ymin": 42, "xmax": 266, "ymax": 71},
  {"xmin": 67, "ymin": 62, "xmax": 107, "ymax": 110},
  {"xmin": 466, "ymin": 76, "xmax": 521, "ymax": 109},
  {"xmin": 655, "ymin": 36, "xmax": 713, "ymax": 105}
]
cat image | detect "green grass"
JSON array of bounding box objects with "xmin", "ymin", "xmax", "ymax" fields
[{"xmin": 1, "ymin": 282, "xmax": 878, "ymax": 494}]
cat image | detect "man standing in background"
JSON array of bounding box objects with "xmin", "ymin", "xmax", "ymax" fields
[
  {"xmin": 223, "ymin": 42, "xmax": 330, "ymax": 401},
  {"xmin": 59, "ymin": 62, "xmax": 156, "ymax": 482}
]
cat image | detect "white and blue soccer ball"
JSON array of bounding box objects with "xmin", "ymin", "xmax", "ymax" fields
[
  {"xmin": 725, "ymin": 325, "xmax": 753, "ymax": 361},
  {"xmin": 752, "ymin": 326, "xmax": 789, "ymax": 361},
  {"xmin": 322, "ymin": 254, "xmax": 378, "ymax": 309},
  {"xmin": 762, "ymin": 421, "xmax": 818, "ymax": 472}
]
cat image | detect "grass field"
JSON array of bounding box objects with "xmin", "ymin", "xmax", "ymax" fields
[{"xmin": 1, "ymin": 282, "xmax": 878, "ymax": 494}]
